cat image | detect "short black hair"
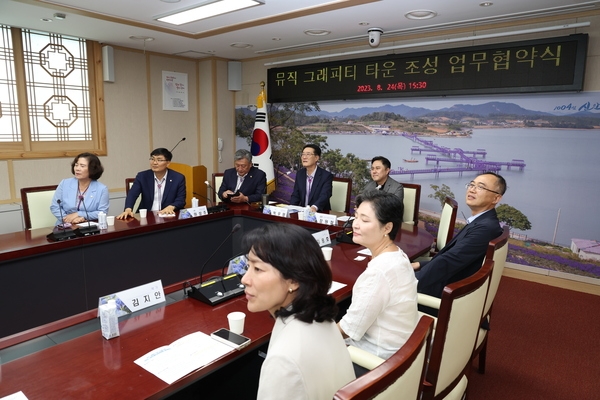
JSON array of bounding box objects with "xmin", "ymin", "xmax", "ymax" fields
[
  {"xmin": 371, "ymin": 156, "xmax": 391, "ymax": 170},
  {"xmin": 303, "ymin": 144, "xmax": 321, "ymax": 157},
  {"xmin": 355, "ymin": 190, "xmax": 404, "ymax": 240},
  {"xmin": 71, "ymin": 153, "xmax": 104, "ymax": 180},
  {"xmin": 480, "ymin": 172, "xmax": 507, "ymax": 195},
  {"xmin": 241, "ymin": 223, "xmax": 337, "ymax": 323},
  {"xmin": 151, "ymin": 148, "xmax": 173, "ymax": 161}
]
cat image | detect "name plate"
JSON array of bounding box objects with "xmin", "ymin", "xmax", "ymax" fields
[
  {"xmin": 315, "ymin": 212, "xmax": 338, "ymax": 226},
  {"xmin": 265, "ymin": 205, "xmax": 290, "ymax": 218},
  {"xmin": 98, "ymin": 280, "xmax": 165, "ymax": 317},
  {"xmin": 312, "ymin": 229, "xmax": 332, "ymax": 247},
  {"xmin": 179, "ymin": 206, "xmax": 209, "ymax": 219}
]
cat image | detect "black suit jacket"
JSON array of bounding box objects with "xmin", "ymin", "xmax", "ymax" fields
[
  {"xmin": 125, "ymin": 169, "xmax": 186, "ymax": 211},
  {"xmin": 217, "ymin": 166, "xmax": 267, "ymax": 203},
  {"xmin": 415, "ymin": 208, "xmax": 503, "ymax": 298},
  {"xmin": 289, "ymin": 166, "xmax": 333, "ymax": 211}
]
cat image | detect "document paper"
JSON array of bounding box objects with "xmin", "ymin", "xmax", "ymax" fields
[{"xmin": 134, "ymin": 331, "xmax": 233, "ymax": 384}]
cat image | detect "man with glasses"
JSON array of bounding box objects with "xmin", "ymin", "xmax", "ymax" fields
[
  {"xmin": 218, "ymin": 149, "xmax": 266, "ymax": 204},
  {"xmin": 411, "ymin": 172, "xmax": 506, "ymax": 300},
  {"xmin": 290, "ymin": 144, "xmax": 333, "ymax": 212},
  {"xmin": 116, "ymin": 148, "xmax": 186, "ymax": 219}
]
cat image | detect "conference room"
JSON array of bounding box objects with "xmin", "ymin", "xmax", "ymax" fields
[{"xmin": 1, "ymin": 1, "xmax": 600, "ymax": 399}]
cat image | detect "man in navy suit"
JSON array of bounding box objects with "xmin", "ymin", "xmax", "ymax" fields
[
  {"xmin": 290, "ymin": 144, "xmax": 333, "ymax": 212},
  {"xmin": 412, "ymin": 172, "xmax": 506, "ymax": 299},
  {"xmin": 117, "ymin": 148, "xmax": 186, "ymax": 219},
  {"xmin": 218, "ymin": 149, "xmax": 266, "ymax": 204}
]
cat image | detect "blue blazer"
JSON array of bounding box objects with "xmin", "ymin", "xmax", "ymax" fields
[
  {"xmin": 416, "ymin": 208, "xmax": 503, "ymax": 298},
  {"xmin": 50, "ymin": 178, "xmax": 109, "ymax": 224},
  {"xmin": 218, "ymin": 166, "xmax": 267, "ymax": 203},
  {"xmin": 290, "ymin": 166, "xmax": 333, "ymax": 211},
  {"xmin": 124, "ymin": 169, "xmax": 186, "ymax": 211}
]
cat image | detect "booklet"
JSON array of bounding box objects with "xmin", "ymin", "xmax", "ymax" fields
[{"xmin": 134, "ymin": 331, "xmax": 233, "ymax": 384}]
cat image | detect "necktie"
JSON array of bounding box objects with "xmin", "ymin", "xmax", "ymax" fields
[
  {"xmin": 235, "ymin": 175, "xmax": 244, "ymax": 192},
  {"xmin": 305, "ymin": 176, "xmax": 313, "ymax": 206}
]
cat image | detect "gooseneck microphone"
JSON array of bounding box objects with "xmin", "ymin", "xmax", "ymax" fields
[
  {"xmin": 202, "ymin": 181, "xmax": 228, "ymax": 213},
  {"xmin": 170, "ymin": 137, "xmax": 186, "ymax": 153},
  {"xmin": 198, "ymin": 223, "xmax": 240, "ymax": 284},
  {"xmin": 193, "ymin": 191, "xmax": 213, "ymax": 207},
  {"xmin": 74, "ymin": 195, "xmax": 100, "ymax": 236},
  {"xmin": 205, "ymin": 180, "xmax": 217, "ymax": 202},
  {"xmin": 47, "ymin": 199, "xmax": 77, "ymax": 241},
  {"xmin": 187, "ymin": 223, "xmax": 245, "ymax": 305}
]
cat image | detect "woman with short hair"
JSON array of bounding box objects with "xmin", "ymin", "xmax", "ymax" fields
[{"xmin": 241, "ymin": 223, "xmax": 355, "ymax": 400}]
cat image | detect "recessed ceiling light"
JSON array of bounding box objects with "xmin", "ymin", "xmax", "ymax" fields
[
  {"xmin": 230, "ymin": 43, "xmax": 253, "ymax": 48},
  {"xmin": 405, "ymin": 10, "xmax": 438, "ymax": 20},
  {"xmin": 129, "ymin": 36, "xmax": 155, "ymax": 41},
  {"xmin": 160, "ymin": 0, "xmax": 181, "ymax": 3},
  {"xmin": 480, "ymin": 2, "xmax": 493, "ymax": 7},
  {"xmin": 53, "ymin": 13, "xmax": 66, "ymax": 20},
  {"xmin": 271, "ymin": 37, "xmax": 282, "ymax": 41},
  {"xmin": 41, "ymin": 18, "xmax": 52, "ymax": 22},
  {"xmin": 358, "ymin": 22, "xmax": 370, "ymax": 26},
  {"xmin": 304, "ymin": 29, "xmax": 331, "ymax": 36},
  {"xmin": 156, "ymin": 0, "xmax": 264, "ymax": 25}
]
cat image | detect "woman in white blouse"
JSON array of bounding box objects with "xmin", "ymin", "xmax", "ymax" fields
[
  {"xmin": 241, "ymin": 223, "xmax": 355, "ymax": 400},
  {"xmin": 338, "ymin": 190, "xmax": 419, "ymax": 361}
]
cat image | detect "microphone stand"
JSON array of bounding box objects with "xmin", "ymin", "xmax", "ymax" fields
[
  {"xmin": 170, "ymin": 137, "xmax": 186, "ymax": 153},
  {"xmin": 74, "ymin": 195, "xmax": 100, "ymax": 236},
  {"xmin": 203, "ymin": 181, "xmax": 228, "ymax": 213},
  {"xmin": 187, "ymin": 224, "xmax": 245, "ymax": 305},
  {"xmin": 47, "ymin": 199, "xmax": 77, "ymax": 241}
]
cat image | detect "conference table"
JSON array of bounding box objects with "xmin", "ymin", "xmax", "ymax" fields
[{"xmin": 0, "ymin": 206, "xmax": 433, "ymax": 399}]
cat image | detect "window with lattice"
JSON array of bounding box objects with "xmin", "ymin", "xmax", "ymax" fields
[{"xmin": 0, "ymin": 25, "xmax": 106, "ymax": 159}]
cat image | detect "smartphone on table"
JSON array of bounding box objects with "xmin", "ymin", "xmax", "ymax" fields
[{"xmin": 210, "ymin": 328, "xmax": 251, "ymax": 350}]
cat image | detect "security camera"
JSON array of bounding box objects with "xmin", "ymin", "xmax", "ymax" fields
[{"xmin": 368, "ymin": 28, "xmax": 383, "ymax": 48}]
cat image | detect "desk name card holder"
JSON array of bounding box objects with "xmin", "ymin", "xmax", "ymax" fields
[
  {"xmin": 178, "ymin": 206, "xmax": 209, "ymax": 219},
  {"xmin": 266, "ymin": 205, "xmax": 290, "ymax": 218},
  {"xmin": 98, "ymin": 280, "xmax": 165, "ymax": 318},
  {"xmin": 312, "ymin": 229, "xmax": 332, "ymax": 247},
  {"xmin": 315, "ymin": 213, "xmax": 338, "ymax": 226}
]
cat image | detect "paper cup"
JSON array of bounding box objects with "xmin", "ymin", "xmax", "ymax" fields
[
  {"xmin": 227, "ymin": 311, "xmax": 246, "ymax": 334},
  {"xmin": 297, "ymin": 211, "xmax": 305, "ymax": 221},
  {"xmin": 106, "ymin": 216, "xmax": 115, "ymax": 226},
  {"xmin": 322, "ymin": 247, "xmax": 333, "ymax": 261},
  {"xmin": 139, "ymin": 209, "xmax": 147, "ymax": 218}
]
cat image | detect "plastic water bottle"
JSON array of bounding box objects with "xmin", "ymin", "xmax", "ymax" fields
[
  {"xmin": 98, "ymin": 211, "xmax": 107, "ymax": 230},
  {"xmin": 100, "ymin": 299, "xmax": 120, "ymax": 339},
  {"xmin": 192, "ymin": 197, "xmax": 199, "ymax": 208}
]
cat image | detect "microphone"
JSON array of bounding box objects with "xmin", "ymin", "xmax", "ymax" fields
[
  {"xmin": 74, "ymin": 195, "xmax": 100, "ymax": 236},
  {"xmin": 187, "ymin": 223, "xmax": 245, "ymax": 305},
  {"xmin": 193, "ymin": 191, "xmax": 213, "ymax": 207},
  {"xmin": 170, "ymin": 137, "xmax": 186, "ymax": 153},
  {"xmin": 47, "ymin": 199, "xmax": 77, "ymax": 241},
  {"xmin": 202, "ymin": 181, "xmax": 228, "ymax": 214}
]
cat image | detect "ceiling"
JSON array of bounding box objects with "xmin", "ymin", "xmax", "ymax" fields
[{"xmin": 1, "ymin": 0, "xmax": 598, "ymax": 61}]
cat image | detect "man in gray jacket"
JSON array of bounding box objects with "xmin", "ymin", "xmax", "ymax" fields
[{"xmin": 362, "ymin": 156, "xmax": 403, "ymax": 203}]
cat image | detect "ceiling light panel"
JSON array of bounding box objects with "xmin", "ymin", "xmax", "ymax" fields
[{"xmin": 156, "ymin": 0, "xmax": 265, "ymax": 25}]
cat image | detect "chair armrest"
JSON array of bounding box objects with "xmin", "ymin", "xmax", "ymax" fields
[
  {"xmin": 347, "ymin": 345, "xmax": 385, "ymax": 371},
  {"xmin": 417, "ymin": 293, "xmax": 441, "ymax": 310}
]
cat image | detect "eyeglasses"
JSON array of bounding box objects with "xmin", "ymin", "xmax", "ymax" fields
[
  {"xmin": 149, "ymin": 158, "xmax": 168, "ymax": 163},
  {"xmin": 465, "ymin": 183, "xmax": 500, "ymax": 195},
  {"xmin": 301, "ymin": 153, "xmax": 315, "ymax": 157}
]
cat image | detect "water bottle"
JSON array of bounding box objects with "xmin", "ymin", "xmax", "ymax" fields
[
  {"xmin": 192, "ymin": 197, "xmax": 199, "ymax": 208},
  {"xmin": 98, "ymin": 211, "xmax": 107, "ymax": 230},
  {"xmin": 100, "ymin": 299, "xmax": 120, "ymax": 339}
]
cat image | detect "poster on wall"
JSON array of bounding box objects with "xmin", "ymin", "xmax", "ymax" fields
[
  {"xmin": 235, "ymin": 91, "xmax": 600, "ymax": 280},
  {"xmin": 162, "ymin": 71, "xmax": 188, "ymax": 111}
]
